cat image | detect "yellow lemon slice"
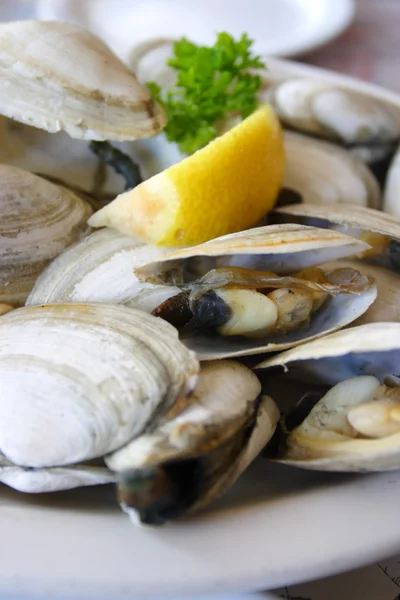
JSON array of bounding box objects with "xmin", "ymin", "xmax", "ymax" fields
[{"xmin": 89, "ymin": 105, "xmax": 285, "ymax": 246}]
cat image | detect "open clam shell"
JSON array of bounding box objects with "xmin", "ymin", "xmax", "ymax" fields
[
  {"xmin": 26, "ymin": 228, "xmax": 179, "ymax": 311},
  {"xmin": 106, "ymin": 360, "xmax": 279, "ymax": 526},
  {"xmin": 0, "ymin": 164, "xmax": 92, "ymax": 306},
  {"xmin": 256, "ymin": 323, "xmax": 400, "ymax": 472},
  {"xmin": 272, "ymin": 204, "xmax": 400, "ymax": 325},
  {"xmin": 0, "ymin": 304, "xmax": 199, "ymax": 492},
  {"xmin": 0, "ymin": 20, "xmax": 165, "ymax": 141},
  {"xmin": 134, "ymin": 224, "xmax": 377, "ymax": 360}
]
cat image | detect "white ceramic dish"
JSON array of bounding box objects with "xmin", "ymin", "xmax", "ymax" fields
[
  {"xmin": 2, "ymin": 461, "xmax": 400, "ymax": 599},
  {"xmin": 35, "ymin": 0, "xmax": 355, "ymax": 62}
]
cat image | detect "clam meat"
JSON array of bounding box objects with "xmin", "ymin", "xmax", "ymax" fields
[
  {"xmin": 134, "ymin": 223, "xmax": 377, "ymax": 360},
  {"xmin": 256, "ymin": 323, "xmax": 400, "ymax": 472}
]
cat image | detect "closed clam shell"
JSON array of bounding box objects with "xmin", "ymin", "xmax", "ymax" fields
[
  {"xmin": 0, "ymin": 164, "xmax": 92, "ymax": 306},
  {"xmin": 0, "ymin": 20, "xmax": 165, "ymax": 141},
  {"xmin": 256, "ymin": 323, "xmax": 400, "ymax": 472},
  {"xmin": 283, "ymin": 132, "xmax": 380, "ymax": 209},
  {"xmin": 26, "ymin": 228, "xmax": 180, "ymax": 311},
  {"xmin": 106, "ymin": 360, "xmax": 279, "ymax": 525},
  {"xmin": 135, "ymin": 224, "xmax": 377, "ymax": 360},
  {"xmin": 0, "ymin": 304, "xmax": 199, "ymax": 475}
]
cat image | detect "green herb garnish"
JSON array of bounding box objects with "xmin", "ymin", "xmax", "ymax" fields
[{"xmin": 147, "ymin": 32, "xmax": 266, "ymax": 155}]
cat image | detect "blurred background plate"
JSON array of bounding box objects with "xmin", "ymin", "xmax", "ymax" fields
[{"xmin": 33, "ymin": 0, "xmax": 355, "ymax": 62}]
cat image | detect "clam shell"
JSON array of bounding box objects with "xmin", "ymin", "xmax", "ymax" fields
[
  {"xmin": 106, "ymin": 360, "xmax": 279, "ymax": 525},
  {"xmin": 274, "ymin": 203, "xmax": 400, "ymax": 241},
  {"xmin": 283, "ymin": 132, "xmax": 380, "ymax": 209},
  {"xmin": 321, "ymin": 259, "xmax": 400, "ymax": 325},
  {"xmin": 26, "ymin": 228, "xmax": 180, "ymax": 311},
  {"xmin": 255, "ymin": 323, "xmax": 400, "ymax": 472},
  {"xmin": 0, "ymin": 304, "xmax": 198, "ymax": 472},
  {"xmin": 135, "ymin": 224, "xmax": 377, "ymax": 360},
  {"xmin": 0, "ymin": 164, "xmax": 92, "ymax": 306},
  {"xmin": 136, "ymin": 223, "xmax": 371, "ymax": 280},
  {"xmin": 0, "ymin": 462, "xmax": 116, "ymax": 493},
  {"xmin": 0, "ymin": 20, "xmax": 165, "ymax": 140},
  {"xmin": 383, "ymin": 143, "xmax": 400, "ymax": 217}
]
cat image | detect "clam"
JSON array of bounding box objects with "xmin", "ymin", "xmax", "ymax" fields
[
  {"xmin": 272, "ymin": 203, "xmax": 400, "ymax": 324},
  {"xmin": 273, "ymin": 203, "xmax": 400, "ymax": 266},
  {"xmin": 133, "ymin": 224, "xmax": 377, "ymax": 360},
  {"xmin": 256, "ymin": 323, "xmax": 400, "ymax": 472},
  {"xmin": 106, "ymin": 360, "xmax": 279, "ymax": 526},
  {"xmin": 383, "ymin": 143, "xmax": 400, "ymax": 217},
  {"xmin": 26, "ymin": 228, "xmax": 179, "ymax": 311},
  {"xmin": 283, "ymin": 132, "xmax": 380, "ymax": 208},
  {"xmin": 0, "ymin": 20, "xmax": 165, "ymax": 141},
  {"xmin": 262, "ymin": 76, "xmax": 400, "ymax": 147},
  {"xmin": 0, "ymin": 164, "xmax": 92, "ymax": 306},
  {"xmin": 0, "ymin": 303, "xmax": 199, "ymax": 493}
]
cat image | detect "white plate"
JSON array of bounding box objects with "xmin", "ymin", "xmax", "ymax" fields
[
  {"xmin": 2, "ymin": 461, "xmax": 400, "ymax": 599},
  {"xmin": 35, "ymin": 0, "xmax": 355, "ymax": 62}
]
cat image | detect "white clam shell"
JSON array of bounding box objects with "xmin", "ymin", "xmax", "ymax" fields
[
  {"xmin": 107, "ymin": 360, "xmax": 263, "ymax": 471},
  {"xmin": 0, "ymin": 164, "xmax": 92, "ymax": 306},
  {"xmin": 0, "ymin": 20, "xmax": 165, "ymax": 141},
  {"xmin": 135, "ymin": 224, "xmax": 377, "ymax": 360},
  {"xmin": 283, "ymin": 132, "xmax": 380, "ymax": 208},
  {"xmin": 321, "ymin": 259, "xmax": 400, "ymax": 325},
  {"xmin": 383, "ymin": 143, "xmax": 400, "ymax": 217},
  {"xmin": 26, "ymin": 228, "xmax": 180, "ymax": 311},
  {"xmin": 0, "ymin": 463, "xmax": 117, "ymax": 493},
  {"xmin": 107, "ymin": 360, "xmax": 279, "ymax": 525},
  {"xmin": 256, "ymin": 323, "xmax": 400, "ymax": 472},
  {"xmin": 0, "ymin": 304, "xmax": 198, "ymax": 472},
  {"xmin": 274, "ymin": 203, "xmax": 400, "ymax": 241}
]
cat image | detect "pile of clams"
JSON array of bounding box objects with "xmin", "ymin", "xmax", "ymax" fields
[{"xmin": 2, "ymin": 19, "xmax": 400, "ymax": 527}]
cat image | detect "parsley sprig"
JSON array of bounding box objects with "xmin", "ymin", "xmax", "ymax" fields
[{"xmin": 147, "ymin": 33, "xmax": 266, "ymax": 155}]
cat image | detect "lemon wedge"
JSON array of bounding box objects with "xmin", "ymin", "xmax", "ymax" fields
[{"xmin": 88, "ymin": 105, "xmax": 285, "ymax": 246}]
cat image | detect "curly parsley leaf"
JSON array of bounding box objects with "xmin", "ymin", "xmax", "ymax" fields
[{"xmin": 147, "ymin": 32, "xmax": 266, "ymax": 154}]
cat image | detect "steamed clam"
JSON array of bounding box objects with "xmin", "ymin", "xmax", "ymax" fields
[
  {"xmin": 134, "ymin": 223, "xmax": 377, "ymax": 360},
  {"xmin": 0, "ymin": 164, "xmax": 92, "ymax": 306},
  {"xmin": 107, "ymin": 360, "xmax": 279, "ymax": 525},
  {"xmin": 26, "ymin": 228, "xmax": 179, "ymax": 311},
  {"xmin": 261, "ymin": 74, "xmax": 400, "ymax": 148},
  {"xmin": 0, "ymin": 303, "xmax": 198, "ymax": 493},
  {"xmin": 383, "ymin": 143, "xmax": 400, "ymax": 217},
  {"xmin": 283, "ymin": 132, "xmax": 380, "ymax": 208},
  {"xmin": 256, "ymin": 323, "xmax": 400, "ymax": 472},
  {"xmin": 0, "ymin": 20, "xmax": 165, "ymax": 141},
  {"xmin": 272, "ymin": 203, "xmax": 400, "ymax": 324}
]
